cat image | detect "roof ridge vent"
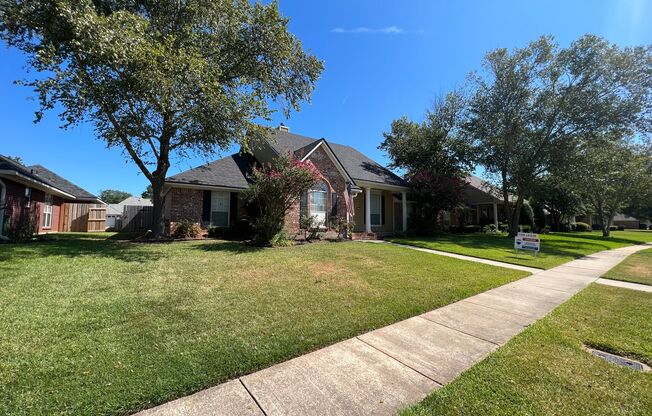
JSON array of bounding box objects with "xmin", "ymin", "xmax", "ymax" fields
[{"xmin": 278, "ymin": 123, "xmax": 290, "ymax": 132}]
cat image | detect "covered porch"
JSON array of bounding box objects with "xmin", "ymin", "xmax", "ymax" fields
[{"xmin": 351, "ymin": 182, "xmax": 409, "ymax": 238}]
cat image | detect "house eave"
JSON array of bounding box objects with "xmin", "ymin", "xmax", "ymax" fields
[{"xmin": 0, "ymin": 170, "xmax": 77, "ymax": 199}]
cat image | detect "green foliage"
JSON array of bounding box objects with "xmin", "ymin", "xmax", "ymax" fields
[
  {"xmin": 172, "ymin": 219, "xmax": 201, "ymax": 239},
  {"xmin": 519, "ymin": 200, "xmax": 535, "ymax": 228},
  {"xmin": 244, "ymin": 153, "xmax": 319, "ymax": 245},
  {"xmin": 380, "ymin": 95, "xmax": 473, "ymax": 235},
  {"xmin": 332, "ymin": 216, "xmax": 355, "ymax": 240},
  {"xmin": 465, "ymin": 35, "xmax": 652, "ymax": 237},
  {"xmin": 531, "ymin": 175, "xmax": 586, "ymax": 231},
  {"xmin": 269, "ymin": 229, "xmax": 293, "ymax": 247},
  {"xmin": 300, "ymin": 215, "xmax": 324, "ymax": 241},
  {"xmin": 98, "ymin": 189, "xmax": 132, "ymax": 204},
  {"xmin": 0, "ymin": 0, "xmax": 323, "ymax": 237},
  {"xmin": 574, "ymin": 222, "xmax": 591, "ymax": 232},
  {"xmin": 6, "ymin": 212, "xmax": 37, "ymax": 242},
  {"xmin": 577, "ymin": 136, "xmax": 650, "ymax": 237},
  {"xmin": 140, "ymin": 184, "xmax": 152, "ymax": 199}
]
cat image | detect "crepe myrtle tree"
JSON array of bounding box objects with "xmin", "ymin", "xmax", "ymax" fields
[
  {"xmin": 244, "ymin": 153, "xmax": 320, "ymax": 245},
  {"xmin": 465, "ymin": 35, "xmax": 652, "ymax": 237},
  {"xmin": 0, "ymin": 0, "xmax": 323, "ymax": 238}
]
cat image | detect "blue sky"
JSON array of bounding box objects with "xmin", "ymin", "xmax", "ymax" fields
[{"xmin": 2, "ymin": 0, "xmax": 652, "ymax": 196}]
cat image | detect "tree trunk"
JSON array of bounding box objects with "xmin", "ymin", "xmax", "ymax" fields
[
  {"xmin": 508, "ymin": 197, "xmax": 523, "ymax": 237},
  {"xmin": 602, "ymin": 213, "xmax": 614, "ymax": 238},
  {"xmin": 150, "ymin": 176, "xmax": 167, "ymax": 239}
]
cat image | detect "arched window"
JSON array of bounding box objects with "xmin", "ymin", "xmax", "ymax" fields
[{"xmin": 309, "ymin": 182, "xmax": 328, "ymax": 226}]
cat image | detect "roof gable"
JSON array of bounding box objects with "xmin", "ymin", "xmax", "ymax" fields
[{"xmin": 266, "ymin": 130, "xmax": 407, "ymax": 188}]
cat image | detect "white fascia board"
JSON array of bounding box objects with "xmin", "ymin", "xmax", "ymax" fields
[
  {"xmin": 355, "ymin": 179, "xmax": 409, "ymax": 192},
  {"xmin": 0, "ymin": 170, "xmax": 77, "ymax": 199}
]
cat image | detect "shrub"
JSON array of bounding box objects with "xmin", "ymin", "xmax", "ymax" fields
[
  {"xmin": 575, "ymin": 222, "xmax": 591, "ymax": 232},
  {"xmin": 172, "ymin": 219, "xmax": 202, "ymax": 239},
  {"xmin": 464, "ymin": 224, "xmax": 481, "ymax": 233},
  {"xmin": 270, "ymin": 230, "xmax": 293, "ymax": 247},
  {"xmin": 617, "ymin": 225, "xmax": 625, "ymax": 231},
  {"xmin": 332, "ymin": 216, "xmax": 355, "ymax": 240},
  {"xmin": 609, "ymin": 225, "xmax": 618, "ymax": 231},
  {"xmin": 244, "ymin": 153, "xmax": 320, "ymax": 246},
  {"xmin": 519, "ymin": 224, "xmax": 532, "ymax": 233},
  {"xmin": 498, "ymin": 222, "xmax": 509, "ymax": 232},
  {"xmin": 6, "ymin": 209, "xmax": 38, "ymax": 242},
  {"xmin": 483, "ymin": 224, "xmax": 499, "ymax": 234},
  {"xmin": 540, "ymin": 225, "xmax": 551, "ymax": 234},
  {"xmin": 639, "ymin": 223, "xmax": 650, "ymax": 230}
]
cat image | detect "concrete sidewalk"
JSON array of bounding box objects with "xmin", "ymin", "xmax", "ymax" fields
[{"xmin": 136, "ymin": 243, "xmax": 650, "ymax": 416}]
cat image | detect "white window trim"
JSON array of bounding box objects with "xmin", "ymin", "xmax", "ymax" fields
[
  {"xmin": 43, "ymin": 193, "xmax": 53, "ymax": 229},
  {"xmin": 309, "ymin": 185, "xmax": 328, "ymax": 228},
  {"xmin": 210, "ymin": 191, "xmax": 230, "ymax": 228},
  {"xmin": 370, "ymin": 191, "xmax": 382, "ymax": 227}
]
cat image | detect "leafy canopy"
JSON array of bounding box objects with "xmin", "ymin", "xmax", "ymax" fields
[
  {"xmin": 0, "ymin": 0, "xmax": 324, "ymax": 236},
  {"xmin": 98, "ymin": 189, "xmax": 132, "ymax": 204},
  {"xmin": 465, "ymin": 35, "xmax": 652, "ymax": 235}
]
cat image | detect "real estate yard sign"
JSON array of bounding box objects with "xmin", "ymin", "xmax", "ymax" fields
[{"xmin": 514, "ymin": 232, "xmax": 540, "ymax": 252}]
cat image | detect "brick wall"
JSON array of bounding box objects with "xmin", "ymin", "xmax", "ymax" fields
[
  {"xmin": 167, "ymin": 187, "xmax": 203, "ymax": 224},
  {"xmin": 285, "ymin": 145, "xmax": 349, "ymax": 237}
]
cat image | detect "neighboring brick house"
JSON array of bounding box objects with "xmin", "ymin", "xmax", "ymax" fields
[
  {"xmin": 0, "ymin": 155, "xmax": 104, "ymax": 239},
  {"xmin": 163, "ymin": 125, "xmax": 411, "ymax": 239}
]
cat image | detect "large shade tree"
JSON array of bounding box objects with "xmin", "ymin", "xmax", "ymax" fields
[
  {"xmin": 578, "ymin": 136, "xmax": 650, "ymax": 236},
  {"xmin": 465, "ymin": 35, "xmax": 652, "ymax": 236},
  {"xmin": 0, "ymin": 0, "xmax": 323, "ymax": 237},
  {"xmin": 380, "ymin": 94, "xmax": 474, "ymax": 235}
]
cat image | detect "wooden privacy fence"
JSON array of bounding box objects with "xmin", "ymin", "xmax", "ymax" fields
[
  {"xmin": 120, "ymin": 205, "xmax": 153, "ymax": 232},
  {"xmin": 59, "ymin": 203, "xmax": 106, "ymax": 232}
]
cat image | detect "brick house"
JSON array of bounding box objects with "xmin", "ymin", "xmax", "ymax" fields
[
  {"xmin": 163, "ymin": 125, "xmax": 411, "ymax": 239},
  {"xmin": 0, "ymin": 155, "xmax": 104, "ymax": 239}
]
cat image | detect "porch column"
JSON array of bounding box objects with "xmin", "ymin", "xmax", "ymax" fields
[
  {"xmin": 402, "ymin": 191, "xmax": 408, "ymax": 232},
  {"xmin": 493, "ymin": 202, "xmax": 499, "ymax": 227},
  {"xmin": 365, "ymin": 187, "xmax": 372, "ymax": 233}
]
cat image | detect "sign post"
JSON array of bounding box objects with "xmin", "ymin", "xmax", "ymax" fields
[{"xmin": 514, "ymin": 232, "xmax": 540, "ymax": 255}]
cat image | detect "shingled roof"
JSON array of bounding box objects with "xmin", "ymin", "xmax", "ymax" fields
[
  {"xmin": 165, "ymin": 129, "xmax": 408, "ymax": 190},
  {"xmin": 267, "ymin": 130, "xmax": 407, "ymax": 187},
  {"xmin": 28, "ymin": 165, "xmax": 99, "ymax": 201},
  {"xmin": 0, "ymin": 155, "xmax": 100, "ymax": 201},
  {"xmin": 166, "ymin": 152, "xmax": 257, "ymax": 189}
]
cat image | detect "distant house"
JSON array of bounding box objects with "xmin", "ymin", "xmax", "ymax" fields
[
  {"xmin": 577, "ymin": 212, "xmax": 649, "ymax": 229},
  {"xmin": 0, "ymin": 155, "xmax": 105, "ymax": 239},
  {"xmin": 106, "ymin": 196, "xmax": 152, "ymax": 230},
  {"xmin": 163, "ymin": 125, "xmax": 410, "ymax": 239}
]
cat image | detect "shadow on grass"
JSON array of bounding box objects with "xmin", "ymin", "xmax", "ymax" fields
[
  {"xmin": 192, "ymin": 241, "xmax": 265, "ymax": 254},
  {"xmin": 0, "ymin": 238, "xmax": 164, "ymax": 263}
]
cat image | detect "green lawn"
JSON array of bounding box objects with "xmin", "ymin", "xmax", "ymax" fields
[
  {"xmin": 0, "ymin": 233, "xmax": 528, "ymax": 416},
  {"xmin": 390, "ymin": 230, "xmax": 652, "ymax": 269},
  {"xmin": 603, "ymin": 248, "xmax": 652, "ymax": 286},
  {"xmin": 403, "ymin": 284, "xmax": 652, "ymax": 416}
]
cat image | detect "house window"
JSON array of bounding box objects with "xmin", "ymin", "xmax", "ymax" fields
[
  {"xmin": 210, "ymin": 191, "xmax": 230, "ymax": 227},
  {"xmin": 24, "ymin": 187, "xmax": 31, "ymax": 208},
  {"xmin": 370, "ymin": 192, "xmax": 381, "ymax": 226},
  {"xmin": 310, "ymin": 183, "xmax": 328, "ymax": 226},
  {"xmin": 43, "ymin": 193, "xmax": 53, "ymax": 228}
]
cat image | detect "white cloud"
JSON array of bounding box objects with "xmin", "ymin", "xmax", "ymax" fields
[{"xmin": 331, "ymin": 26, "xmax": 405, "ymax": 35}]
